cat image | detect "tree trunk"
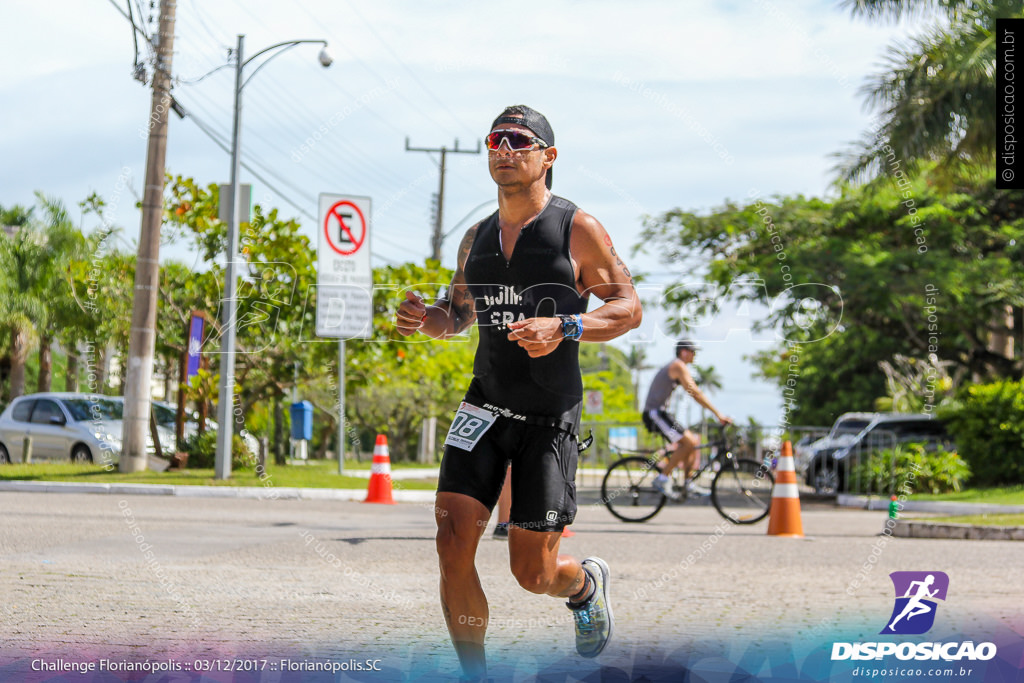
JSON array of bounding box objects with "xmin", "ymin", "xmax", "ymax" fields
[
  {"xmin": 987, "ymin": 304, "xmax": 1015, "ymax": 366},
  {"xmin": 37, "ymin": 334, "xmax": 52, "ymax": 393},
  {"xmin": 163, "ymin": 354, "xmax": 173, "ymax": 400},
  {"xmin": 9, "ymin": 325, "xmax": 30, "ymax": 399},
  {"xmin": 273, "ymin": 397, "xmax": 285, "ymax": 465},
  {"xmin": 65, "ymin": 349, "xmax": 79, "ymax": 392},
  {"xmin": 97, "ymin": 344, "xmax": 110, "ymax": 392},
  {"xmin": 315, "ymin": 421, "xmax": 334, "ymax": 460}
]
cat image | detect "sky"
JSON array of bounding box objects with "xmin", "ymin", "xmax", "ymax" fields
[{"xmin": 0, "ymin": 0, "xmax": 925, "ymax": 428}]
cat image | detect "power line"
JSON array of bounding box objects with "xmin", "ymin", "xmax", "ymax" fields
[
  {"xmin": 187, "ymin": 0, "xmax": 231, "ymax": 49},
  {"xmin": 174, "ymin": 98, "xmax": 404, "ymax": 266},
  {"xmin": 175, "ymin": 85, "xmax": 434, "ymax": 250},
  {"xmin": 338, "ymin": 0, "xmax": 478, "ymax": 136},
  {"xmin": 405, "ymin": 138, "xmax": 482, "ymax": 260}
]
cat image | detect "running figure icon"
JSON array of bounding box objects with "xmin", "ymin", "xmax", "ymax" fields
[{"xmin": 888, "ymin": 574, "xmax": 939, "ymax": 631}]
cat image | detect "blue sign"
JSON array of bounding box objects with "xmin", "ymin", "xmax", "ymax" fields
[{"xmin": 186, "ymin": 313, "xmax": 205, "ymax": 380}]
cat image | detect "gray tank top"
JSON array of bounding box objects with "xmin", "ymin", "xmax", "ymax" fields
[{"xmin": 643, "ymin": 362, "xmax": 678, "ymax": 412}]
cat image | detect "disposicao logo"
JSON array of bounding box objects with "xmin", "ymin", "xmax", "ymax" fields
[
  {"xmin": 882, "ymin": 570, "xmax": 949, "ymax": 635},
  {"xmin": 831, "ymin": 571, "xmax": 998, "ymax": 662}
]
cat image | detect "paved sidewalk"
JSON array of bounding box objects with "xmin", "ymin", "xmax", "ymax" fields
[{"xmin": 1, "ymin": 491, "xmax": 1022, "ymax": 681}]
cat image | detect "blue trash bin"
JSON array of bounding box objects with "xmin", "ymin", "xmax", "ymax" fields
[{"xmin": 290, "ymin": 401, "xmax": 313, "ymax": 441}]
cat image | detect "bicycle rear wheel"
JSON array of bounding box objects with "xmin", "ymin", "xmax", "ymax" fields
[
  {"xmin": 601, "ymin": 455, "xmax": 667, "ymax": 523},
  {"xmin": 711, "ymin": 458, "xmax": 774, "ymax": 524}
]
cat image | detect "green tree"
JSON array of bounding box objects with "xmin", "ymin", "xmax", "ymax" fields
[
  {"xmin": 690, "ymin": 363, "xmax": 723, "ymax": 427},
  {"xmin": 0, "ymin": 202, "xmax": 35, "ymax": 399},
  {"xmin": 753, "ymin": 328, "xmax": 893, "ymax": 426},
  {"xmin": 875, "ymin": 353, "xmax": 958, "ymax": 412},
  {"xmin": 70, "ymin": 193, "xmax": 135, "ymax": 394},
  {"xmin": 31, "ymin": 194, "xmax": 89, "ymax": 392},
  {"xmin": 0, "ymin": 204, "xmax": 33, "ymax": 228},
  {"xmin": 640, "ymin": 164, "xmax": 1024, "ymax": 425},
  {"xmin": 347, "ymin": 260, "xmax": 477, "ymax": 461},
  {"xmin": 836, "ymin": 0, "xmax": 1021, "ymax": 180},
  {"xmin": 939, "ymin": 378, "xmax": 1024, "ymax": 485},
  {"xmin": 164, "ymin": 176, "xmax": 329, "ymax": 460},
  {"xmin": 623, "ymin": 344, "xmax": 654, "ymax": 412},
  {"xmin": 0, "ymin": 230, "xmax": 44, "ymax": 399},
  {"xmin": 579, "ymin": 343, "xmax": 640, "ymax": 423}
]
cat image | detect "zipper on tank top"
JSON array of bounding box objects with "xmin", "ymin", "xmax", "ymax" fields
[{"xmin": 498, "ymin": 195, "xmax": 551, "ymax": 268}]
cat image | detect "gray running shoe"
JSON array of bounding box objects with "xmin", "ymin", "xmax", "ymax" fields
[
  {"xmin": 492, "ymin": 522, "xmax": 509, "ymax": 540},
  {"xmin": 567, "ymin": 557, "xmax": 614, "ymax": 658},
  {"xmin": 653, "ymin": 473, "xmax": 680, "ymax": 500}
]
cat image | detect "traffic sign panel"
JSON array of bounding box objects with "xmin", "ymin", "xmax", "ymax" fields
[
  {"xmin": 317, "ymin": 194, "xmax": 372, "ymax": 338},
  {"xmin": 315, "ymin": 284, "xmax": 373, "ymax": 339},
  {"xmin": 324, "ymin": 200, "xmax": 367, "ymax": 256}
]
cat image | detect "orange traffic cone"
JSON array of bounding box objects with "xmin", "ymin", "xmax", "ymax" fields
[
  {"xmin": 767, "ymin": 440, "xmax": 804, "ymax": 537},
  {"xmin": 364, "ymin": 435, "xmax": 396, "ymax": 505},
  {"xmin": 561, "ymin": 527, "xmax": 575, "ymax": 538}
]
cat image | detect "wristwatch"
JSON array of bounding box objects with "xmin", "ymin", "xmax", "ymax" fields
[{"xmin": 558, "ymin": 314, "xmax": 583, "ymax": 341}]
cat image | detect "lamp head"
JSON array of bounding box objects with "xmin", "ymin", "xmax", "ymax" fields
[{"xmin": 318, "ymin": 45, "xmax": 333, "ymax": 68}]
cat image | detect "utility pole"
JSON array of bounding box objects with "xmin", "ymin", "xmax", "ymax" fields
[
  {"xmin": 404, "ymin": 138, "xmax": 480, "ymax": 261},
  {"xmin": 121, "ymin": 0, "xmax": 176, "ymax": 472},
  {"xmin": 212, "ymin": 37, "xmax": 330, "ymax": 479}
]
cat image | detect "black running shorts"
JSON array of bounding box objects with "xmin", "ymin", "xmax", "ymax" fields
[
  {"xmin": 437, "ymin": 416, "xmax": 578, "ymax": 533},
  {"xmin": 643, "ymin": 408, "xmax": 687, "ymax": 443}
]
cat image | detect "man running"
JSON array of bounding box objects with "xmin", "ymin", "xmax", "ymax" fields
[
  {"xmin": 643, "ymin": 340, "xmax": 732, "ymax": 499},
  {"xmin": 395, "ymin": 105, "xmax": 641, "ymax": 680}
]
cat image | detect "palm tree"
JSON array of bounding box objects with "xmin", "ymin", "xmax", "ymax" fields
[
  {"xmin": 32, "ymin": 194, "xmax": 86, "ymax": 392},
  {"xmin": 0, "ymin": 226, "xmax": 46, "ymax": 399},
  {"xmin": 0, "ymin": 204, "xmax": 33, "ymax": 232},
  {"xmin": 624, "ymin": 345, "xmax": 655, "ymax": 412},
  {"xmin": 836, "ymin": 0, "xmax": 1019, "ymax": 181},
  {"xmin": 691, "ymin": 364, "xmax": 724, "ymax": 436}
]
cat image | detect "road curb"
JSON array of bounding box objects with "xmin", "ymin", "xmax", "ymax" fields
[
  {"xmin": 0, "ymin": 480, "xmax": 436, "ymax": 503},
  {"xmin": 838, "ymin": 493, "xmax": 1024, "ymax": 515},
  {"xmin": 892, "ymin": 519, "xmax": 1024, "ymax": 541}
]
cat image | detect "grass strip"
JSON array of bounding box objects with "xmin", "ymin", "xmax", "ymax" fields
[{"xmin": 0, "ymin": 460, "xmax": 437, "ymax": 490}]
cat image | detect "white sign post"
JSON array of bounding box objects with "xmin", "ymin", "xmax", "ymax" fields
[{"xmin": 316, "ymin": 194, "xmax": 372, "ymax": 474}]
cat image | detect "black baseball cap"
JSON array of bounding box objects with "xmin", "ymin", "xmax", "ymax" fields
[
  {"xmin": 490, "ymin": 105, "xmax": 554, "ymax": 189},
  {"xmin": 676, "ymin": 339, "xmax": 700, "ymax": 355}
]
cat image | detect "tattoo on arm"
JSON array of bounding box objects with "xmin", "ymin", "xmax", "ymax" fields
[
  {"xmin": 448, "ymin": 225, "xmax": 478, "ymax": 333},
  {"xmin": 609, "ymin": 245, "xmax": 634, "ymax": 286}
]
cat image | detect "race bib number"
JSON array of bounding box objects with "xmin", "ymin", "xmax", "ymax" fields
[{"xmin": 443, "ymin": 402, "xmax": 497, "ymax": 451}]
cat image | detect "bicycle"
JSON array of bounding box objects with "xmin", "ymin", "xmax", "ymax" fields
[{"xmin": 600, "ymin": 426, "xmax": 775, "ymax": 524}]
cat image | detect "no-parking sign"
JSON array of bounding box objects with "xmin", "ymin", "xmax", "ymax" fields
[{"xmin": 316, "ymin": 193, "xmax": 372, "ymax": 338}]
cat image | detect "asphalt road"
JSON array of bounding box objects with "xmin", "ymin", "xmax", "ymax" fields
[{"xmin": 1, "ymin": 491, "xmax": 1021, "ymax": 681}]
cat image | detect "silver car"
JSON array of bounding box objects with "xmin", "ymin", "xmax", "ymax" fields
[{"xmin": 0, "ymin": 393, "xmax": 177, "ymax": 465}]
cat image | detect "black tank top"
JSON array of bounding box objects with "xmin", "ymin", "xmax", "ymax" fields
[{"xmin": 463, "ymin": 196, "xmax": 588, "ymax": 422}]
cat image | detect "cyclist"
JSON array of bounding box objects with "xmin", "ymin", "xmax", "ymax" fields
[{"xmin": 642, "ymin": 340, "xmax": 732, "ymax": 499}]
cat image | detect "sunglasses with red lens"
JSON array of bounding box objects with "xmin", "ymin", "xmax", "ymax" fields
[{"xmin": 485, "ymin": 129, "xmax": 548, "ymax": 151}]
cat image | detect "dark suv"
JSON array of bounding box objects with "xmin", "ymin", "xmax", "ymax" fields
[{"xmin": 803, "ymin": 412, "xmax": 955, "ymax": 494}]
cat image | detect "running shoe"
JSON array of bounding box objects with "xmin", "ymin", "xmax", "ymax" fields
[
  {"xmin": 684, "ymin": 481, "xmax": 712, "ymax": 497},
  {"xmin": 653, "ymin": 473, "xmax": 680, "ymax": 500},
  {"xmin": 567, "ymin": 557, "xmax": 614, "ymax": 658},
  {"xmin": 492, "ymin": 522, "xmax": 509, "ymax": 540}
]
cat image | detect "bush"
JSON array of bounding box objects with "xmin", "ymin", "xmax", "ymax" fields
[
  {"xmin": 850, "ymin": 443, "xmax": 971, "ymax": 495},
  {"xmin": 938, "ymin": 380, "xmax": 1024, "ymax": 487},
  {"xmin": 182, "ymin": 430, "xmax": 253, "ymax": 470}
]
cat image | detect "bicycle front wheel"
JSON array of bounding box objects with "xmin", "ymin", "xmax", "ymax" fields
[
  {"xmin": 711, "ymin": 458, "xmax": 774, "ymax": 524},
  {"xmin": 601, "ymin": 456, "xmax": 667, "ymax": 523}
]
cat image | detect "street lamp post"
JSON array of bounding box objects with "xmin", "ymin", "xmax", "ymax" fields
[{"xmin": 214, "ymin": 35, "xmax": 332, "ymax": 480}]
